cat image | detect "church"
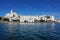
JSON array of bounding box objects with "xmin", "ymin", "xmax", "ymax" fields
[{"xmin": 4, "ymin": 10, "xmax": 20, "ymax": 22}]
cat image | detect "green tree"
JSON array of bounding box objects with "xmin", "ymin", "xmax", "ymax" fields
[
  {"xmin": 12, "ymin": 20, "xmax": 20, "ymax": 22},
  {"xmin": 24, "ymin": 20, "xmax": 27, "ymax": 22},
  {"xmin": 47, "ymin": 16, "xmax": 50, "ymax": 19},
  {"xmin": 0, "ymin": 17, "xmax": 2, "ymax": 21},
  {"xmin": 39, "ymin": 19, "xmax": 45, "ymax": 22},
  {"xmin": 3, "ymin": 18, "xmax": 9, "ymax": 21},
  {"xmin": 34, "ymin": 19, "xmax": 39, "ymax": 22}
]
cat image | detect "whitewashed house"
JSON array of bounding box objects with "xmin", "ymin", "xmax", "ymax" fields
[
  {"xmin": 4, "ymin": 10, "xmax": 55, "ymax": 22},
  {"xmin": 4, "ymin": 10, "xmax": 20, "ymax": 21}
]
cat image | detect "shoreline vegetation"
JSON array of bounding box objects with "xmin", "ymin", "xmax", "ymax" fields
[
  {"xmin": 0, "ymin": 10, "xmax": 60, "ymax": 23},
  {"xmin": 0, "ymin": 16, "xmax": 55, "ymax": 23},
  {"xmin": 0, "ymin": 21, "xmax": 55, "ymax": 24},
  {"xmin": 1, "ymin": 10, "xmax": 56, "ymax": 23}
]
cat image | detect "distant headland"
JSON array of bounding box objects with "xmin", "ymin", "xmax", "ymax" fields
[{"xmin": 0, "ymin": 10, "xmax": 60, "ymax": 23}]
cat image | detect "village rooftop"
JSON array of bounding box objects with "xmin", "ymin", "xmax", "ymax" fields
[{"xmin": 0, "ymin": 10, "xmax": 55, "ymax": 23}]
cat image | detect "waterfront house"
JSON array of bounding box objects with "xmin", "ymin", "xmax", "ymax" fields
[
  {"xmin": 4, "ymin": 10, "xmax": 55, "ymax": 22},
  {"xmin": 4, "ymin": 10, "xmax": 20, "ymax": 22}
]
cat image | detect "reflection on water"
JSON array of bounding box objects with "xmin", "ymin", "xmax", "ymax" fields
[{"xmin": 0, "ymin": 22, "xmax": 60, "ymax": 40}]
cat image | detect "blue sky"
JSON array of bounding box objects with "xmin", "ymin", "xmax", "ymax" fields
[{"xmin": 0, "ymin": 0, "xmax": 60, "ymax": 19}]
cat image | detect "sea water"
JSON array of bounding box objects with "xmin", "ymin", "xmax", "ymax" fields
[{"xmin": 0, "ymin": 22, "xmax": 60, "ymax": 40}]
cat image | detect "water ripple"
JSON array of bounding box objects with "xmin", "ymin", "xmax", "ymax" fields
[{"xmin": 0, "ymin": 22, "xmax": 60, "ymax": 40}]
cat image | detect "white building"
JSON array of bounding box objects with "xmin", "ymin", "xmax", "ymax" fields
[
  {"xmin": 4, "ymin": 10, "xmax": 20, "ymax": 21},
  {"xmin": 4, "ymin": 10, "xmax": 55, "ymax": 22}
]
